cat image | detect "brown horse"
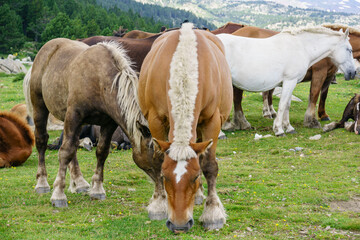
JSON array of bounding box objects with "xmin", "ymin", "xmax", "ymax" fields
[
  {"xmin": 30, "ymin": 38, "xmax": 156, "ymax": 208},
  {"xmin": 122, "ymin": 26, "xmax": 167, "ymax": 39},
  {"xmin": 0, "ymin": 111, "xmax": 34, "ymax": 167},
  {"xmin": 138, "ymin": 23, "xmax": 233, "ymax": 232},
  {"xmin": 222, "ymin": 26, "xmax": 340, "ymax": 131},
  {"xmin": 211, "ymin": 22, "xmax": 246, "ymax": 34},
  {"xmin": 323, "ymin": 93, "xmax": 360, "ymax": 134}
]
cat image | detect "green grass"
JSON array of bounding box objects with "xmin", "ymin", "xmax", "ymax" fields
[{"xmin": 0, "ymin": 73, "xmax": 359, "ymax": 239}]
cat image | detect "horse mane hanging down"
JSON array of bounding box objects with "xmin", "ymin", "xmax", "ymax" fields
[
  {"xmin": 322, "ymin": 24, "xmax": 360, "ymax": 35},
  {"xmin": 100, "ymin": 41, "xmax": 148, "ymax": 148},
  {"xmin": 168, "ymin": 23, "xmax": 199, "ymax": 162}
]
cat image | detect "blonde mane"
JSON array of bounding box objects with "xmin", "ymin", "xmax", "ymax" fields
[
  {"xmin": 168, "ymin": 23, "xmax": 198, "ymax": 161},
  {"xmin": 282, "ymin": 26, "xmax": 344, "ymax": 36},
  {"xmin": 322, "ymin": 23, "xmax": 360, "ymax": 36},
  {"xmin": 98, "ymin": 41, "xmax": 148, "ymax": 148}
]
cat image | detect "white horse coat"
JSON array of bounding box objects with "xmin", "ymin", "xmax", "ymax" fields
[{"xmin": 217, "ymin": 27, "xmax": 356, "ymax": 136}]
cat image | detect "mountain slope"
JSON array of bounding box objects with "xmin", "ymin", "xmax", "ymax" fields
[{"xmin": 134, "ymin": 0, "xmax": 360, "ymax": 30}]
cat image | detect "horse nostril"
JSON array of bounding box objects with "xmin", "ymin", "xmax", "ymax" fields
[
  {"xmin": 187, "ymin": 218, "xmax": 194, "ymax": 229},
  {"xmin": 166, "ymin": 219, "xmax": 174, "ymax": 232},
  {"xmin": 166, "ymin": 218, "xmax": 194, "ymax": 233}
]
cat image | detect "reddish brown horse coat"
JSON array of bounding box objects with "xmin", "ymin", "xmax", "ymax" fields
[
  {"xmin": 138, "ymin": 23, "xmax": 232, "ymax": 232},
  {"xmin": 223, "ymin": 26, "xmax": 339, "ymax": 131},
  {"xmin": 211, "ymin": 22, "xmax": 246, "ymax": 34},
  {"xmin": 0, "ymin": 111, "xmax": 34, "ymax": 167}
]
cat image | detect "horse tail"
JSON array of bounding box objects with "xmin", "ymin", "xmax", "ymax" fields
[
  {"xmin": 168, "ymin": 22, "xmax": 199, "ymax": 161},
  {"xmin": 0, "ymin": 111, "xmax": 35, "ymax": 147},
  {"xmin": 23, "ymin": 68, "xmax": 33, "ymax": 120},
  {"xmin": 98, "ymin": 41, "xmax": 147, "ymax": 148}
]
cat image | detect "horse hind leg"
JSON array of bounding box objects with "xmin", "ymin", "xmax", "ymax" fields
[
  {"xmin": 33, "ymin": 104, "xmax": 50, "ymax": 194},
  {"xmin": 51, "ymin": 110, "xmax": 83, "ymax": 207},
  {"xmin": 89, "ymin": 122, "xmax": 117, "ymax": 200},
  {"xmin": 262, "ymin": 89, "xmax": 276, "ymax": 119}
]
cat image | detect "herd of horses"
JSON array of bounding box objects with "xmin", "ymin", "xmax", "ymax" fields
[{"xmin": 1, "ymin": 21, "xmax": 359, "ymax": 233}]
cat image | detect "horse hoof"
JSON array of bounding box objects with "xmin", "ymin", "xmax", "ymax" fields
[
  {"xmin": 276, "ymin": 133, "xmax": 286, "ymax": 137},
  {"xmin": 321, "ymin": 117, "xmax": 331, "ymax": 121},
  {"xmin": 76, "ymin": 187, "xmax": 89, "ymax": 194},
  {"xmin": 202, "ymin": 219, "xmax": 225, "ymax": 230},
  {"xmin": 195, "ymin": 195, "xmax": 204, "ymax": 205},
  {"xmin": 287, "ymin": 130, "xmax": 297, "ymax": 134},
  {"xmin": 52, "ymin": 199, "xmax": 68, "ymax": 208},
  {"xmin": 148, "ymin": 211, "xmax": 167, "ymax": 220},
  {"xmin": 35, "ymin": 187, "xmax": 50, "ymax": 194},
  {"xmin": 263, "ymin": 115, "xmax": 272, "ymax": 119},
  {"xmin": 90, "ymin": 193, "xmax": 106, "ymax": 200}
]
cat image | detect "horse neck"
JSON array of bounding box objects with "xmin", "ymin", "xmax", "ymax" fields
[{"xmin": 297, "ymin": 32, "xmax": 341, "ymax": 67}]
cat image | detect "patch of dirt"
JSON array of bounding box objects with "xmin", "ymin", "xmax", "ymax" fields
[{"xmin": 330, "ymin": 197, "xmax": 360, "ymax": 212}]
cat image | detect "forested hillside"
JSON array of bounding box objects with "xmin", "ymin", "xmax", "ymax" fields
[{"xmin": 0, "ymin": 0, "xmax": 214, "ymax": 54}]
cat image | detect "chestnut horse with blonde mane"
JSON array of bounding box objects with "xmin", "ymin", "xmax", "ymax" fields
[
  {"xmin": 0, "ymin": 111, "xmax": 34, "ymax": 167},
  {"xmin": 138, "ymin": 23, "xmax": 233, "ymax": 232}
]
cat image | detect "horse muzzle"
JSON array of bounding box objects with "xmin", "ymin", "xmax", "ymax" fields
[
  {"xmin": 166, "ymin": 218, "xmax": 194, "ymax": 233},
  {"xmin": 344, "ymin": 70, "xmax": 356, "ymax": 80}
]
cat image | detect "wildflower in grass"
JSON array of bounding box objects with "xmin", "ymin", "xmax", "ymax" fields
[
  {"xmin": 276, "ymin": 223, "xmax": 279, "ymax": 226},
  {"xmin": 68, "ymin": 201, "xmax": 71, "ymax": 204},
  {"xmin": 109, "ymin": 182, "xmax": 112, "ymax": 184}
]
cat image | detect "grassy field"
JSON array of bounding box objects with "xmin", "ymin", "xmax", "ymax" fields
[{"xmin": 0, "ymin": 72, "xmax": 359, "ymax": 239}]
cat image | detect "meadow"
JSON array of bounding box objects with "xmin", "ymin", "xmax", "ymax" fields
[{"xmin": 0, "ymin": 72, "xmax": 359, "ymax": 239}]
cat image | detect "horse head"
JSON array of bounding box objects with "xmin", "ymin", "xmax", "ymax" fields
[
  {"xmin": 330, "ymin": 28, "xmax": 356, "ymax": 80},
  {"xmin": 353, "ymin": 94, "xmax": 360, "ymax": 134},
  {"xmin": 154, "ymin": 139, "xmax": 212, "ymax": 233}
]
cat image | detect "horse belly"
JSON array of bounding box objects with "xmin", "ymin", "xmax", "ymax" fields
[{"xmin": 232, "ymin": 70, "xmax": 282, "ymax": 92}]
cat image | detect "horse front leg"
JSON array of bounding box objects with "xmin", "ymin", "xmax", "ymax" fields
[
  {"xmin": 318, "ymin": 74, "xmax": 333, "ymax": 121},
  {"xmin": 89, "ymin": 122, "xmax": 117, "ymax": 200},
  {"xmin": 67, "ymin": 155, "xmax": 91, "ymax": 194},
  {"xmin": 199, "ymin": 111, "xmax": 226, "ymax": 230},
  {"xmin": 51, "ymin": 110, "xmax": 82, "ymax": 207},
  {"xmin": 274, "ymin": 80, "xmax": 297, "ymax": 136}
]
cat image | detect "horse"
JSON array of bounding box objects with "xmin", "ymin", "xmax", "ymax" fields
[
  {"xmin": 48, "ymin": 125, "xmax": 131, "ymax": 151},
  {"xmin": 223, "ymin": 26, "xmax": 342, "ymax": 131},
  {"xmin": 122, "ymin": 26, "xmax": 167, "ymax": 39},
  {"xmin": 138, "ymin": 23, "xmax": 233, "ymax": 232},
  {"xmin": 10, "ymin": 103, "xmax": 34, "ymax": 126},
  {"xmin": 0, "ymin": 111, "xmax": 34, "ymax": 167},
  {"xmin": 323, "ymin": 93, "xmax": 360, "ymax": 134},
  {"xmin": 30, "ymin": 38, "xmax": 158, "ymax": 208},
  {"xmin": 217, "ymin": 27, "xmax": 356, "ymax": 136},
  {"xmin": 211, "ymin": 22, "xmax": 246, "ymax": 34}
]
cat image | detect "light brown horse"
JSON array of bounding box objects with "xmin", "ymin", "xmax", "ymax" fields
[
  {"xmin": 138, "ymin": 23, "xmax": 233, "ymax": 232},
  {"xmin": 122, "ymin": 27, "xmax": 167, "ymax": 39},
  {"xmin": 30, "ymin": 38, "xmax": 156, "ymax": 208},
  {"xmin": 0, "ymin": 111, "xmax": 34, "ymax": 167},
  {"xmin": 211, "ymin": 22, "xmax": 246, "ymax": 34},
  {"xmin": 222, "ymin": 26, "xmax": 340, "ymax": 131}
]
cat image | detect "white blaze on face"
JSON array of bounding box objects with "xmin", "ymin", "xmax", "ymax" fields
[{"xmin": 174, "ymin": 160, "xmax": 188, "ymax": 183}]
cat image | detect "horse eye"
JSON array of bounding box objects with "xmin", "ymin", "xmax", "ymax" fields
[{"xmin": 193, "ymin": 175, "xmax": 200, "ymax": 182}]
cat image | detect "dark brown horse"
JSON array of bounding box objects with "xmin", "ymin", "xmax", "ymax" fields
[
  {"xmin": 323, "ymin": 93, "xmax": 360, "ymax": 134},
  {"xmin": 30, "ymin": 38, "xmax": 156, "ymax": 208},
  {"xmin": 222, "ymin": 26, "xmax": 342, "ymax": 131},
  {"xmin": 0, "ymin": 111, "xmax": 34, "ymax": 167},
  {"xmin": 138, "ymin": 23, "xmax": 233, "ymax": 232}
]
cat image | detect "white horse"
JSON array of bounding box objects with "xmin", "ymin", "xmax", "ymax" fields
[{"xmin": 217, "ymin": 27, "xmax": 356, "ymax": 136}]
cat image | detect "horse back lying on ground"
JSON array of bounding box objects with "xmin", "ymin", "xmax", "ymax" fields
[
  {"xmin": 217, "ymin": 26, "xmax": 356, "ymax": 136},
  {"xmin": 323, "ymin": 93, "xmax": 360, "ymax": 134},
  {"xmin": 30, "ymin": 38, "xmax": 157, "ymax": 208},
  {"xmin": 0, "ymin": 111, "xmax": 34, "ymax": 167},
  {"xmin": 138, "ymin": 23, "xmax": 233, "ymax": 232},
  {"xmin": 224, "ymin": 26, "xmax": 341, "ymax": 131}
]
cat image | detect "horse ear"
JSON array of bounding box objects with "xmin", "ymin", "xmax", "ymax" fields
[
  {"xmin": 136, "ymin": 121, "xmax": 151, "ymax": 138},
  {"xmin": 190, "ymin": 140, "xmax": 213, "ymax": 154},
  {"xmin": 344, "ymin": 28, "xmax": 349, "ymax": 39},
  {"xmin": 153, "ymin": 138, "xmax": 171, "ymax": 153}
]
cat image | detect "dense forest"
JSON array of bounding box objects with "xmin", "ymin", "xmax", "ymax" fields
[{"xmin": 0, "ymin": 0, "xmax": 215, "ymax": 54}]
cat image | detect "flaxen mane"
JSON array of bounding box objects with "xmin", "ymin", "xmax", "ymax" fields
[
  {"xmin": 282, "ymin": 26, "xmax": 344, "ymax": 36},
  {"xmin": 0, "ymin": 111, "xmax": 35, "ymax": 149},
  {"xmin": 322, "ymin": 24, "xmax": 360, "ymax": 36},
  {"xmin": 98, "ymin": 41, "xmax": 148, "ymax": 148},
  {"xmin": 168, "ymin": 23, "xmax": 198, "ymax": 161}
]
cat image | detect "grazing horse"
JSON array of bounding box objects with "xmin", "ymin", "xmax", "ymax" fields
[
  {"xmin": 0, "ymin": 111, "xmax": 34, "ymax": 167},
  {"xmin": 323, "ymin": 93, "xmax": 360, "ymax": 134},
  {"xmin": 122, "ymin": 27, "xmax": 167, "ymax": 39},
  {"xmin": 217, "ymin": 27, "xmax": 356, "ymax": 136},
  {"xmin": 138, "ymin": 23, "xmax": 232, "ymax": 232},
  {"xmin": 224, "ymin": 26, "xmax": 342, "ymax": 130},
  {"xmin": 30, "ymin": 38, "xmax": 156, "ymax": 207},
  {"xmin": 211, "ymin": 22, "xmax": 246, "ymax": 34}
]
